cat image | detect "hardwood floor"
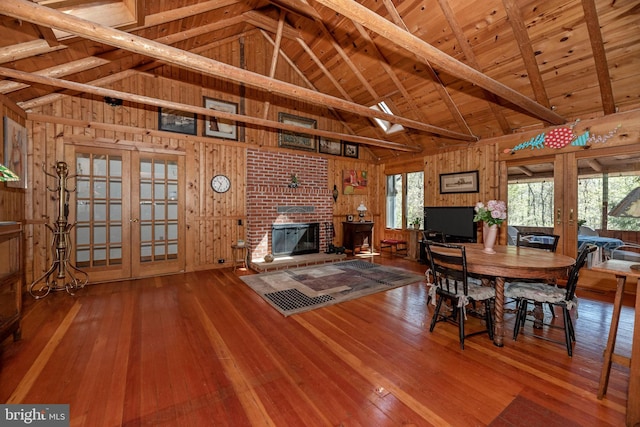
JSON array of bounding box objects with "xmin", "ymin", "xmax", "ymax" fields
[{"xmin": 0, "ymin": 255, "xmax": 633, "ymax": 426}]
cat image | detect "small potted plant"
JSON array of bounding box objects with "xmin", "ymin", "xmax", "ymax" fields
[{"xmin": 411, "ymin": 217, "xmax": 422, "ymax": 229}]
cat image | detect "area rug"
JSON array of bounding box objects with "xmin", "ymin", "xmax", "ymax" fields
[{"xmin": 241, "ymin": 260, "xmax": 424, "ymax": 316}]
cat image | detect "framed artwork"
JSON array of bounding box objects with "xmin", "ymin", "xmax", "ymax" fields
[
  {"xmin": 342, "ymin": 170, "xmax": 368, "ymax": 195},
  {"xmin": 439, "ymin": 170, "xmax": 480, "ymax": 194},
  {"xmin": 3, "ymin": 116, "xmax": 28, "ymax": 189},
  {"xmin": 204, "ymin": 97, "xmax": 238, "ymax": 140},
  {"xmin": 318, "ymin": 137, "xmax": 342, "ymax": 155},
  {"xmin": 158, "ymin": 108, "xmax": 197, "ymax": 135},
  {"xmin": 278, "ymin": 112, "xmax": 317, "ymax": 151},
  {"xmin": 343, "ymin": 142, "xmax": 359, "ymax": 158}
]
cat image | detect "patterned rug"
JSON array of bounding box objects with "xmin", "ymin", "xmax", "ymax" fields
[{"xmin": 241, "ymin": 260, "xmax": 424, "ymax": 316}]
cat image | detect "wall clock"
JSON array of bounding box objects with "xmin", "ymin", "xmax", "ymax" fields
[{"xmin": 211, "ymin": 174, "xmax": 231, "ymax": 193}]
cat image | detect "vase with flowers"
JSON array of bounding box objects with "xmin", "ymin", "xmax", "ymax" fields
[{"xmin": 473, "ymin": 200, "xmax": 507, "ymax": 254}]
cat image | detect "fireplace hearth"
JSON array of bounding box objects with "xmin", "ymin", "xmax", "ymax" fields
[{"xmin": 272, "ymin": 223, "xmax": 320, "ymax": 256}]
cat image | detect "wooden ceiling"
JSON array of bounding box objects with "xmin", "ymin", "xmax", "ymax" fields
[{"xmin": 0, "ymin": 0, "xmax": 638, "ymax": 160}]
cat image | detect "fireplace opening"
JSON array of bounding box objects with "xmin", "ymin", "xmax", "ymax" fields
[{"xmin": 272, "ymin": 223, "xmax": 320, "ymax": 256}]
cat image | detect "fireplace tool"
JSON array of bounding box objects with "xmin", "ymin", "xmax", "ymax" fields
[
  {"xmin": 324, "ymin": 222, "xmax": 344, "ymax": 254},
  {"xmin": 29, "ymin": 161, "xmax": 88, "ymax": 299}
]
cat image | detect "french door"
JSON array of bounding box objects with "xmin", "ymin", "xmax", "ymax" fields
[
  {"xmin": 68, "ymin": 146, "xmax": 185, "ymax": 282},
  {"xmin": 503, "ymin": 146, "xmax": 640, "ymax": 258}
]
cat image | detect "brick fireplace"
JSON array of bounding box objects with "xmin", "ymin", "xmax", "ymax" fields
[{"xmin": 246, "ymin": 150, "xmax": 332, "ymax": 260}]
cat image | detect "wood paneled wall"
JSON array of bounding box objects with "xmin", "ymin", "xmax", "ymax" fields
[{"xmin": 9, "ymin": 31, "xmax": 381, "ymax": 283}]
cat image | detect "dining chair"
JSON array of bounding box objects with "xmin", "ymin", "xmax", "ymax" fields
[
  {"xmin": 513, "ymin": 231, "xmax": 561, "ymax": 315},
  {"xmin": 516, "ymin": 231, "xmax": 560, "ymax": 252},
  {"xmin": 505, "ymin": 244, "xmax": 597, "ymax": 356},
  {"xmin": 425, "ymin": 241, "xmax": 495, "ymax": 349}
]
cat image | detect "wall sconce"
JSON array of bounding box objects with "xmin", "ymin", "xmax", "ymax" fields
[
  {"xmin": 332, "ymin": 184, "xmax": 339, "ymax": 203},
  {"xmin": 357, "ymin": 202, "xmax": 367, "ymax": 222}
]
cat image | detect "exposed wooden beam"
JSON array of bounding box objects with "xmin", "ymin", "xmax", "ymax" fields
[
  {"xmin": 501, "ymin": 0, "xmax": 550, "ymax": 108},
  {"xmin": 586, "ymin": 158, "xmax": 602, "ymax": 173},
  {"xmin": 312, "ymin": 0, "xmax": 566, "ymax": 125},
  {"xmin": 261, "ymin": 9, "xmax": 286, "ymax": 120},
  {"xmin": 384, "ymin": 0, "xmax": 472, "ymax": 136},
  {"xmin": 437, "ymin": 0, "xmax": 511, "ymax": 134},
  {"xmin": 143, "ymin": 0, "xmax": 242, "ymax": 27},
  {"xmin": 31, "ymin": 22, "xmax": 60, "ymax": 47},
  {"xmin": 0, "ymin": 39, "xmax": 66, "ymax": 64},
  {"xmin": 513, "ymin": 166, "xmax": 533, "ymax": 177},
  {"xmin": 0, "ymin": 57, "xmax": 110, "ymax": 93},
  {"xmin": 581, "ymin": 0, "xmax": 616, "ymax": 115},
  {"xmin": 0, "ymin": 66, "xmax": 422, "ymax": 152},
  {"xmin": 0, "ymin": 0, "xmax": 475, "ymax": 141}
]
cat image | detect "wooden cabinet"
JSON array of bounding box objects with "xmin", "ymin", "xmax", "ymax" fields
[
  {"xmin": 342, "ymin": 221, "xmax": 374, "ymax": 252},
  {"xmin": 0, "ymin": 222, "xmax": 22, "ymax": 343}
]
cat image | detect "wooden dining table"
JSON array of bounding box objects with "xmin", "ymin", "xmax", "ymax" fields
[{"xmin": 458, "ymin": 243, "xmax": 575, "ymax": 347}]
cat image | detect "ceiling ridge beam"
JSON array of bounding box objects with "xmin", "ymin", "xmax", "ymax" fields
[
  {"xmin": 312, "ymin": 0, "xmax": 566, "ymax": 125},
  {"xmin": 0, "ymin": 0, "xmax": 475, "ymax": 141},
  {"xmin": 0, "ymin": 66, "xmax": 421, "ymax": 152}
]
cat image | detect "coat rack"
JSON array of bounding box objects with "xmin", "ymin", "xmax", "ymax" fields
[{"xmin": 29, "ymin": 161, "xmax": 88, "ymax": 299}]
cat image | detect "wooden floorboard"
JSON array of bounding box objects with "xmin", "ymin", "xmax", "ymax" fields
[{"xmin": 0, "ymin": 254, "xmax": 632, "ymax": 426}]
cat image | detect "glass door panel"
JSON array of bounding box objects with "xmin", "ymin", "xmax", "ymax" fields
[
  {"xmin": 72, "ymin": 148, "xmax": 131, "ymax": 281},
  {"xmin": 131, "ymin": 153, "xmax": 183, "ymax": 277}
]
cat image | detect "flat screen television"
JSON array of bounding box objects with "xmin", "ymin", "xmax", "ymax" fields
[{"xmin": 423, "ymin": 206, "xmax": 477, "ymax": 243}]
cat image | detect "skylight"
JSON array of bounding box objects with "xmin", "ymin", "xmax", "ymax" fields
[
  {"xmin": 36, "ymin": 0, "xmax": 140, "ymax": 39},
  {"xmin": 370, "ymin": 101, "xmax": 404, "ymax": 135}
]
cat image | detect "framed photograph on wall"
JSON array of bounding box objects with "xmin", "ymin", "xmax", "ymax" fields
[
  {"xmin": 318, "ymin": 137, "xmax": 342, "ymax": 155},
  {"xmin": 3, "ymin": 116, "xmax": 28, "ymax": 189},
  {"xmin": 278, "ymin": 112, "xmax": 317, "ymax": 151},
  {"xmin": 158, "ymin": 108, "xmax": 197, "ymax": 135},
  {"xmin": 204, "ymin": 97, "xmax": 238, "ymax": 140},
  {"xmin": 439, "ymin": 170, "xmax": 480, "ymax": 194},
  {"xmin": 343, "ymin": 142, "xmax": 359, "ymax": 158}
]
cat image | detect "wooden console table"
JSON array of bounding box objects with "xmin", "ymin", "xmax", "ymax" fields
[
  {"xmin": 342, "ymin": 221, "xmax": 374, "ymax": 253},
  {"xmin": 590, "ymin": 260, "xmax": 639, "ymax": 427},
  {"xmin": 0, "ymin": 222, "xmax": 23, "ymax": 343}
]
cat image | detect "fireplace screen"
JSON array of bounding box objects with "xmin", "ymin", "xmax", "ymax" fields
[{"xmin": 272, "ymin": 223, "xmax": 320, "ymax": 256}]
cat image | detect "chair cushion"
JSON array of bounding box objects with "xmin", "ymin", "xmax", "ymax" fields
[{"xmin": 504, "ymin": 282, "xmax": 575, "ymax": 309}]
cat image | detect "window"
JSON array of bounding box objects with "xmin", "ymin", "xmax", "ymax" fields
[
  {"xmin": 386, "ymin": 174, "xmax": 402, "ymax": 229},
  {"xmin": 578, "ymin": 174, "xmax": 640, "ymax": 231},
  {"xmin": 370, "ymin": 101, "xmax": 404, "ymax": 135},
  {"xmin": 385, "ymin": 172, "xmax": 424, "ymax": 229},
  {"xmin": 507, "ymin": 180, "xmax": 554, "ymax": 227}
]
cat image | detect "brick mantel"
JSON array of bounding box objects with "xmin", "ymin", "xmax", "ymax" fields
[{"xmin": 246, "ymin": 150, "xmax": 332, "ymax": 259}]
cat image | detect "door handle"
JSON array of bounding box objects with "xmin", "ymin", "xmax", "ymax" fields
[
  {"xmin": 556, "ymin": 208, "xmax": 562, "ymax": 225},
  {"xmin": 130, "ymin": 218, "xmax": 139, "ymax": 223},
  {"xmin": 568, "ymin": 209, "xmax": 574, "ymax": 226}
]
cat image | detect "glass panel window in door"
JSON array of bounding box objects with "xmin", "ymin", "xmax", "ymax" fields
[
  {"xmin": 75, "ymin": 153, "xmax": 123, "ymax": 268},
  {"xmin": 138, "ymin": 158, "xmax": 179, "ymax": 263}
]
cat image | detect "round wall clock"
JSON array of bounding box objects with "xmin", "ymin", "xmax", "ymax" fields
[{"xmin": 211, "ymin": 174, "xmax": 231, "ymax": 193}]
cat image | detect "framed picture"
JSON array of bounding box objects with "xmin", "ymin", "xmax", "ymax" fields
[
  {"xmin": 318, "ymin": 137, "xmax": 342, "ymax": 155},
  {"xmin": 342, "ymin": 170, "xmax": 368, "ymax": 195},
  {"xmin": 158, "ymin": 108, "xmax": 197, "ymax": 135},
  {"xmin": 343, "ymin": 142, "xmax": 359, "ymax": 158},
  {"xmin": 3, "ymin": 116, "xmax": 28, "ymax": 189},
  {"xmin": 439, "ymin": 170, "xmax": 480, "ymax": 194},
  {"xmin": 204, "ymin": 97, "xmax": 238, "ymax": 140},
  {"xmin": 278, "ymin": 112, "xmax": 317, "ymax": 151}
]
